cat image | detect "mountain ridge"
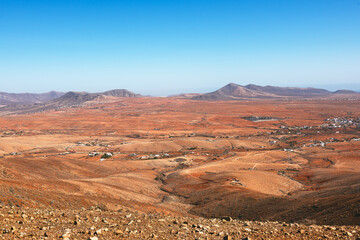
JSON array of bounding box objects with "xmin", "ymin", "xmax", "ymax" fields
[
  {"xmin": 0, "ymin": 91, "xmax": 65, "ymax": 104},
  {"xmin": 191, "ymin": 83, "xmax": 359, "ymax": 101},
  {"xmin": 1, "ymin": 84, "xmax": 359, "ymax": 108},
  {"xmin": 0, "ymin": 89, "xmax": 142, "ymax": 115}
]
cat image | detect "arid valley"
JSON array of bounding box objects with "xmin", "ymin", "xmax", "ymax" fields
[
  {"xmin": 0, "ymin": 85, "xmax": 360, "ymax": 239},
  {"xmin": 2, "ymin": 0, "xmax": 360, "ymax": 238}
]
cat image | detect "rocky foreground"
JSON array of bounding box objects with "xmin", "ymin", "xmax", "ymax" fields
[{"xmin": 0, "ymin": 205, "xmax": 359, "ymax": 240}]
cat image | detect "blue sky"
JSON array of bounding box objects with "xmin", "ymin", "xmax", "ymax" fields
[{"xmin": 0, "ymin": 0, "xmax": 359, "ymax": 95}]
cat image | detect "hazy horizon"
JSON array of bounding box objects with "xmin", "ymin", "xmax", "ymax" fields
[
  {"xmin": 1, "ymin": 82, "xmax": 360, "ymax": 97},
  {"xmin": 1, "ymin": 0, "xmax": 359, "ymax": 95}
]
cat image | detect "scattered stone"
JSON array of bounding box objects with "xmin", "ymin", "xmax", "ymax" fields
[
  {"xmin": 297, "ymin": 229, "xmax": 305, "ymax": 234},
  {"xmin": 221, "ymin": 216, "xmax": 232, "ymax": 221},
  {"xmin": 0, "ymin": 206, "xmax": 358, "ymax": 239}
]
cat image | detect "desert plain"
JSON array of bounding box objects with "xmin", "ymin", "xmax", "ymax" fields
[{"xmin": 0, "ymin": 97, "xmax": 360, "ymax": 239}]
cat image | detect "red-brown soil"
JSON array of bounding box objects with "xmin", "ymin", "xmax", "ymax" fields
[{"xmin": 0, "ymin": 97, "xmax": 359, "ymax": 227}]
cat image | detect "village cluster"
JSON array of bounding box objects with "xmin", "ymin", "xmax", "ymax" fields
[{"xmin": 1, "ymin": 116, "xmax": 359, "ymax": 162}]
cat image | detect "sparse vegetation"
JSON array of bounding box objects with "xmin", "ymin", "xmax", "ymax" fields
[{"xmin": 0, "ymin": 97, "xmax": 359, "ymax": 232}]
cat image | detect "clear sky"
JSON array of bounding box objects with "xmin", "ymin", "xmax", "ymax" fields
[{"xmin": 0, "ymin": 0, "xmax": 359, "ymax": 95}]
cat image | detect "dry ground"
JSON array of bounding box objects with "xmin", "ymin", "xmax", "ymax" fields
[{"xmin": 0, "ymin": 97, "xmax": 359, "ymax": 230}]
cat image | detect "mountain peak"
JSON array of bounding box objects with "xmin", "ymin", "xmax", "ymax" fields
[
  {"xmin": 192, "ymin": 83, "xmax": 339, "ymax": 101},
  {"xmin": 103, "ymin": 89, "xmax": 142, "ymax": 97}
]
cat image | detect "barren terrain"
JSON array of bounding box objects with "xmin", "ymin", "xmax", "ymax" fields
[{"xmin": 0, "ymin": 97, "xmax": 360, "ymax": 238}]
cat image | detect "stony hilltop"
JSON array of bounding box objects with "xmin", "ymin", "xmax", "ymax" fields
[{"xmin": 0, "ymin": 205, "xmax": 359, "ymax": 239}]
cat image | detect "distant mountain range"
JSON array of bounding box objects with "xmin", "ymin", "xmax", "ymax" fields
[
  {"xmin": 0, "ymin": 89, "xmax": 141, "ymax": 115},
  {"xmin": 51, "ymin": 89, "xmax": 141, "ymax": 106},
  {"xmin": 0, "ymin": 91, "xmax": 65, "ymax": 105},
  {"xmin": 0, "ymin": 84, "xmax": 359, "ymax": 115},
  {"xmin": 191, "ymin": 83, "xmax": 359, "ymax": 101}
]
